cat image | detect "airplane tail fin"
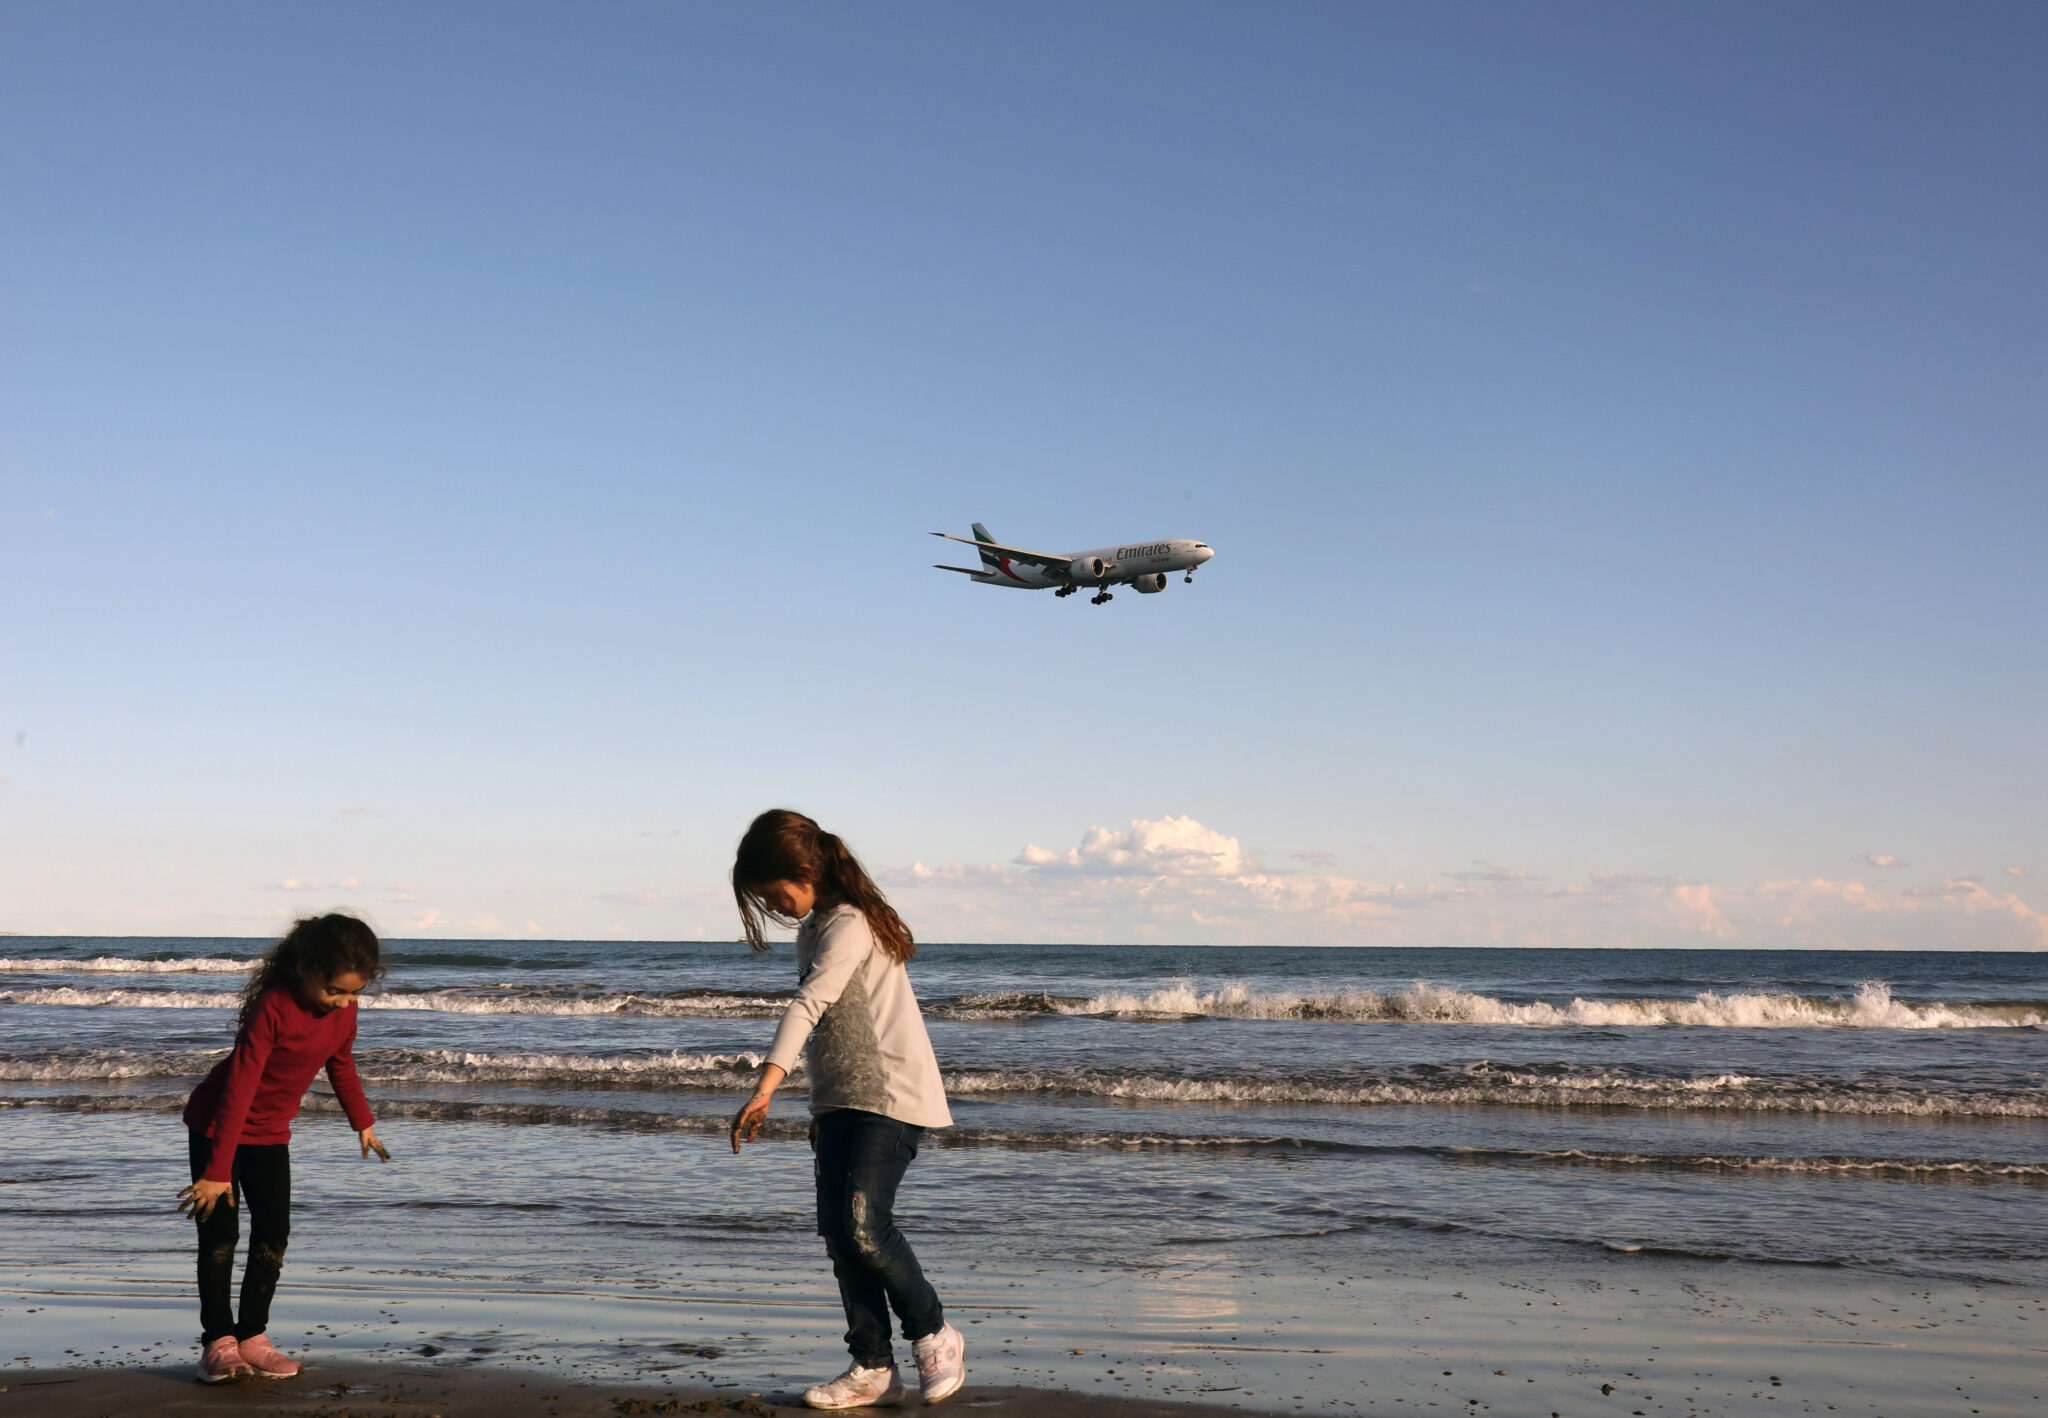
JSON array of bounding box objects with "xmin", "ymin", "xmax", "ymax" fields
[{"xmin": 970, "ymin": 522, "xmax": 999, "ymax": 569}]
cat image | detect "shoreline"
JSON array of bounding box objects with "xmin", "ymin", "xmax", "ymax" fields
[
  {"xmin": 0, "ymin": 1364, "xmax": 1290, "ymax": 1418},
  {"xmin": 10, "ymin": 1258, "xmax": 2047, "ymax": 1417}
]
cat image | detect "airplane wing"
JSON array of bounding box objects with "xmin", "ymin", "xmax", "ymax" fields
[
  {"xmin": 928, "ymin": 532, "xmax": 1073, "ymax": 572},
  {"xmin": 933, "ymin": 564, "xmax": 991, "ymax": 576}
]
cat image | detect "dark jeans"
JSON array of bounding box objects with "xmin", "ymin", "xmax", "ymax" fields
[
  {"xmin": 187, "ymin": 1131, "xmax": 291, "ymax": 1344},
  {"xmin": 811, "ymin": 1109, "xmax": 944, "ymax": 1367}
]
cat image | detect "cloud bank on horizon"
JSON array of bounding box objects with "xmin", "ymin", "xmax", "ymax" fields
[
  {"xmin": 0, "ymin": 812, "xmax": 2040, "ymax": 950},
  {"xmin": 885, "ymin": 816, "xmax": 2048, "ymax": 952}
]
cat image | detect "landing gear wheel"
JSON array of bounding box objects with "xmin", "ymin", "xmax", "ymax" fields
[{"xmin": 1091, "ymin": 588, "xmax": 1114, "ymax": 605}]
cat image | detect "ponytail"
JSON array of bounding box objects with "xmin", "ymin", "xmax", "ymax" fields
[
  {"xmin": 731, "ymin": 810, "xmax": 916, "ymax": 964},
  {"xmin": 813, "ymin": 830, "xmax": 916, "ymax": 964}
]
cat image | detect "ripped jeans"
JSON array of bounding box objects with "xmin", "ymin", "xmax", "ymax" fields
[
  {"xmin": 187, "ymin": 1131, "xmax": 291, "ymax": 1345},
  {"xmin": 811, "ymin": 1109, "xmax": 944, "ymax": 1367}
]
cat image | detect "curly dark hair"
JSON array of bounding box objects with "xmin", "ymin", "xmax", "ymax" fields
[{"xmin": 236, "ymin": 913, "xmax": 384, "ymax": 1034}]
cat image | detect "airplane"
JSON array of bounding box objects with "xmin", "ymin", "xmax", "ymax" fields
[{"xmin": 932, "ymin": 523, "xmax": 1214, "ymax": 604}]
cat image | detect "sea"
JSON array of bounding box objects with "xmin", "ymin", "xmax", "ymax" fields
[{"xmin": 4, "ymin": 940, "xmax": 2047, "ymax": 1409}]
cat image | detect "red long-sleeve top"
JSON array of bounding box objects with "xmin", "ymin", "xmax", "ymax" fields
[{"xmin": 182, "ymin": 985, "xmax": 375, "ymax": 1182}]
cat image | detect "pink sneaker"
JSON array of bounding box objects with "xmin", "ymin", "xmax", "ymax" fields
[
  {"xmin": 912, "ymin": 1324, "xmax": 966, "ymax": 1404},
  {"xmin": 802, "ymin": 1360, "xmax": 905, "ymax": 1409},
  {"xmin": 237, "ymin": 1333, "xmax": 302, "ymax": 1378},
  {"xmin": 198, "ymin": 1335, "xmax": 251, "ymax": 1383}
]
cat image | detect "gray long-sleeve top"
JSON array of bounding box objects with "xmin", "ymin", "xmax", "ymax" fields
[{"xmin": 764, "ymin": 903, "xmax": 953, "ymax": 1129}]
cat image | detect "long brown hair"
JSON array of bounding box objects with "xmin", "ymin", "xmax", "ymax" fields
[
  {"xmin": 237, "ymin": 912, "xmax": 384, "ymax": 1034},
  {"xmin": 731, "ymin": 809, "xmax": 915, "ymax": 964}
]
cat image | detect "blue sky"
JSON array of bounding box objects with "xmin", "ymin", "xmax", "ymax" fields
[{"xmin": 4, "ymin": 2, "xmax": 2043, "ymax": 946}]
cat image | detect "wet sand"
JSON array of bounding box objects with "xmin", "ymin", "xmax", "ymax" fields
[
  {"xmin": 8, "ymin": 1265, "xmax": 2046, "ymax": 1416},
  {"xmin": 0, "ymin": 1365, "xmax": 1280, "ymax": 1418}
]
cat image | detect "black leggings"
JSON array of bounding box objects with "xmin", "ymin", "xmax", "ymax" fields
[{"xmin": 188, "ymin": 1131, "xmax": 291, "ymax": 1344}]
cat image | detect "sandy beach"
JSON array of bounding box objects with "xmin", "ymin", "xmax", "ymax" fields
[
  {"xmin": 0, "ymin": 1366, "xmax": 1291, "ymax": 1418},
  {"xmin": 8, "ymin": 1258, "xmax": 2046, "ymax": 1418}
]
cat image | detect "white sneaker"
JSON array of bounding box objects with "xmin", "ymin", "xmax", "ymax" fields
[
  {"xmin": 912, "ymin": 1324, "xmax": 966, "ymax": 1404},
  {"xmin": 803, "ymin": 1361, "xmax": 905, "ymax": 1410}
]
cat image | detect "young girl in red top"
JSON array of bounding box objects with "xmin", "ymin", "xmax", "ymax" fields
[{"xmin": 177, "ymin": 913, "xmax": 391, "ymax": 1382}]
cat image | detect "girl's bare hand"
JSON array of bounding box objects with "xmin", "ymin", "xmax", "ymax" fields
[
  {"xmin": 730, "ymin": 1092, "xmax": 772, "ymax": 1153},
  {"xmin": 360, "ymin": 1127, "xmax": 390, "ymax": 1162},
  {"xmin": 178, "ymin": 1178, "xmax": 233, "ymax": 1221}
]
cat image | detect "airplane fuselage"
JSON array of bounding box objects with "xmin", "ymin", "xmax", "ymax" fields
[
  {"xmin": 932, "ymin": 524, "xmax": 1215, "ymax": 604},
  {"xmin": 976, "ymin": 537, "xmax": 1212, "ymax": 590}
]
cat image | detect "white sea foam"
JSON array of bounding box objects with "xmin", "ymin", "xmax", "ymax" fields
[
  {"xmin": 9, "ymin": 1045, "xmax": 2031, "ymax": 1116},
  {"xmin": 1068, "ymin": 979, "xmax": 2047, "ymax": 1029},
  {"xmin": 0, "ymin": 956, "xmax": 253, "ymax": 975},
  {"xmin": 5, "ymin": 977, "xmax": 2040, "ymax": 1030},
  {"xmin": 6, "ymin": 1091, "xmax": 2043, "ymax": 1184},
  {"xmin": 0, "ymin": 1048, "xmax": 225, "ymax": 1081},
  {"xmin": 0, "ymin": 987, "xmax": 245, "ymax": 1009},
  {"xmin": 364, "ymin": 990, "xmax": 785, "ymax": 1018},
  {"xmin": 1501, "ymin": 1149, "xmax": 2048, "ymax": 1180},
  {"xmin": 937, "ymin": 1064, "xmax": 2048, "ymax": 1117},
  {"xmin": 0, "ymin": 1045, "xmax": 782, "ymax": 1087},
  {"xmin": 0, "ymin": 986, "xmax": 785, "ymax": 1017},
  {"xmin": 353, "ymin": 1048, "xmax": 774, "ymax": 1085}
]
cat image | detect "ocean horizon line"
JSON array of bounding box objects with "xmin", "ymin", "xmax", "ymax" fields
[{"xmin": 4, "ymin": 933, "xmax": 2047, "ymax": 955}]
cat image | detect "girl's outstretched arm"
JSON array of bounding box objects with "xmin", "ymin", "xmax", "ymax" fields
[{"xmin": 730, "ymin": 1063, "xmax": 787, "ymax": 1153}]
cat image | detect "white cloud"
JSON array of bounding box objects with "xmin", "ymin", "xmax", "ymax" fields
[
  {"xmin": 1443, "ymin": 860, "xmax": 1540, "ymax": 887},
  {"xmin": 884, "ymin": 816, "xmax": 2048, "ymax": 950},
  {"xmin": 1758, "ymin": 876, "xmax": 2048, "ymax": 950},
  {"xmin": 1586, "ymin": 872, "xmax": 1688, "ymax": 891},
  {"xmin": 595, "ymin": 890, "xmax": 673, "ymax": 907},
  {"xmin": 1853, "ymin": 853, "xmax": 1909, "ymax": 869},
  {"xmin": 1016, "ymin": 815, "xmax": 1248, "ymax": 877},
  {"xmin": 2007, "ymin": 866, "xmax": 2030, "ymax": 879},
  {"xmin": 1670, "ymin": 883, "xmax": 1736, "ymax": 938},
  {"xmin": 892, "ymin": 816, "xmax": 1403, "ymax": 943}
]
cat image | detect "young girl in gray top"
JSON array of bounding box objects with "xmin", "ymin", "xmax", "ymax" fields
[{"xmin": 728, "ymin": 809, "xmax": 965, "ymax": 1410}]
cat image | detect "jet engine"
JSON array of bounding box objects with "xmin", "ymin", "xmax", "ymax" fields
[
  {"xmin": 1068, "ymin": 555, "xmax": 1109, "ymax": 581},
  {"xmin": 1132, "ymin": 572, "xmax": 1169, "ymax": 593}
]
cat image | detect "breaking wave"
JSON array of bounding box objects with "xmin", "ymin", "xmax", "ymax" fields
[
  {"xmin": 7, "ymin": 1045, "xmax": 2043, "ymax": 1118},
  {"xmin": 0, "ymin": 987, "xmax": 244, "ymax": 1009},
  {"xmin": 5, "ymin": 977, "xmax": 2042, "ymax": 1031},
  {"xmin": 0, "ymin": 956, "xmax": 253, "ymax": 975},
  {"xmin": 0, "ymin": 1047, "xmax": 779, "ymax": 1087},
  {"xmin": 0, "ymin": 986, "xmax": 791, "ymax": 1018},
  {"xmin": 1062, "ymin": 980, "xmax": 2048, "ymax": 1029},
  {"xmin": 938, "ymin": 1062, "xmax": 2048, "ymax": 1117}
]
